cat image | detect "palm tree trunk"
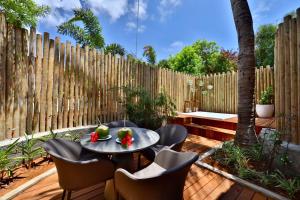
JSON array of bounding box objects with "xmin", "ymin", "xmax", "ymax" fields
[{"xmin": 230, "ymin": 0, "xmax": 257, "ymax": 146}]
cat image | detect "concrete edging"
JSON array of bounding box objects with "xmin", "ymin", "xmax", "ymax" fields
[
  {"xmin": 0, "ymin": 167, "xmax": 57, "ymax": 200},
  {"xmin": 196, "ymin": 147, "xmax": 290, "ymax": 200},
  {"xmin": 0, "ymin": 125, "xmax": 97, "ymax": 148}
]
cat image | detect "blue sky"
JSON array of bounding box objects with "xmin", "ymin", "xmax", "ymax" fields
[{"xmin": 35, "ymin": 0, "xmax": 300, "ymax": 61}]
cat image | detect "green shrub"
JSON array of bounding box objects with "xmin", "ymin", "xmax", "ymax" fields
[
  {"xmin": 17, "ymin": 133, "xmax": 45, "ymax": 169},
  {"xmin": 215, "ymin": 142, "xmax": 248, "ymax": 169},
  {"xmin": 244, "ymin": 143, "xmax": 264, "ymax": 161},
  {"xmin": 237, "ymin": 167, "xmax": 258, "ymax": 180},
  {"xmin": 273, "ymin": 170, "xmax": 300, "ymax": 199},
  {"xmin": 259, "ymin": 86, "xmax": 273, "ymax": 104},
  {"xmin": 0, "ymin": 139, "xmax": 19, "ymax": 180},
  {"xmin": 121, "ymin": 86, "xmax": 176, "ymax": 130}
]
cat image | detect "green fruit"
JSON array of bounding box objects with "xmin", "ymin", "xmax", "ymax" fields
[
  {"xmin": 118, "ymin": 128, "xmax": 133, "ymax": 139},
  {"xmin": 95, "ymin": 125, "xmax": 109, "ymax": 139}
]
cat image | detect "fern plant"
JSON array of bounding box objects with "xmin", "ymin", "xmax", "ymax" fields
[
  {"xmin": 17, "ymin": 133, "xmax": 45, "ymax": 169},
  {"xmin": 0, "ymin": 139, "xmax": 19, "ymax": 181}
]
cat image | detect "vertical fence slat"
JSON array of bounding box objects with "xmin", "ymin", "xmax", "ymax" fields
[
  {"xmin": 46, "ymin": 39, "xmax": 54, "ymax": 131},
  {"xmin": 52, "ymin": 37, "xmax": 60, "ymax": 130},
  {"xmin": 5, "ymin": 26, "xmax": 14, "ymax": 138},
  {"xmin": 63, "ymin": 42, "xmax": 70, "ymax": 128},
  {"xmin": 13, "ymin": 28, "xmax": 21, "ymax": 137},
  {"xmin": 26, "ymin": 28, "xmax": 35, "ymax": 134},
  {"xmin": 58, "ymin": 43, "xmax": 65, "ymax": 129},
  {"xmin": 0, "ymin": 14, "xmax": 7, "ymax": 140},
  {"xmin": 290, "ymin": 18, "xmax": 298, "ymax": 143},
  {"xmin": 297, "ymin": 8, "xmax": 300, "ymax": 144}
]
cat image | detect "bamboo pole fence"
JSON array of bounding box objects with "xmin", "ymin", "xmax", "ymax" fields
[
  {"xmin": 274, "ymin": 9, "xmax": 300, "ymax": 144},
  {"xmin": 0, "ymin": 13, "xmax": 274, "ymax": 140}
]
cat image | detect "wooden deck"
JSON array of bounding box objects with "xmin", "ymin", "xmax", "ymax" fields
[{"xmin": 13, "ymin": 135, "xmax": 274, "ymax": 200}]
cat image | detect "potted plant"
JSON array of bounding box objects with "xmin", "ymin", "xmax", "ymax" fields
[{"xmin": 256, "ymin": 86, "xmax": 274, "ymax": 118}]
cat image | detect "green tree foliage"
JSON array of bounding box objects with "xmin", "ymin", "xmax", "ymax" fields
[
  {"xmin": 57, "ymin": 8, "xmax": 105, "ymax": 49},
  {"xmin": 0, "ymin": 0, "xmax": 50, "ymax": 28},
  {"xmin": 143, "ymin": 45, "xmax": 156, "ymax": 65},
  {"xmin": 255, "ymin": 24, "xmax": 277, "ymax": 67},
  {"xmin": 127, "ymin": 53, "xmax": 143, "ymax": 64},
  {"xmin": 104, "ymin": 43, "xmax": 126, "ymax": 56},
  {"xmin": 164, "ymin": 40, "xmax": 238, "ymax": 75},
  {"xmin": 157, "ymin": 59, "xmax": 171, "ymax": 69},
  {"xmin": 168, "ymin": 46, "xmax": 203, "ymax": 75},
  {"xmin": 192, "ymin": 40, "xmax": 220, "ymax": 73}
]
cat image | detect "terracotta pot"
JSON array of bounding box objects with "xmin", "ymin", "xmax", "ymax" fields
[{"xmin": 256, "ymin": 104, "xmax": 274, "ymax": 118}]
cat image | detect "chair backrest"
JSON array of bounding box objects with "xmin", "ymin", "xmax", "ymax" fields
[
  {"xmin": 43, "ymin": 138, "xmax": 83, "ymax": 162},
  {"xmin": 154, "ymin": 149, "xmax": 198, "ymax": 172},
  {"xmin": 107, "ymin": 120, "xmax": 138, "ymax": 128},
  {"xmin": 156, "ymin": 124, "xmax": 188, "ymax": 150},
  {"xmin": 115, "ymin": 149, "xmax": 198, "ymax": 200},
  {"xmin": 43, "ymin": 139, "xmax": 115, "ymax": 190}
]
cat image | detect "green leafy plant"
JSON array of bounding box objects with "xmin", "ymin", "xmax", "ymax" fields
[
  {"xmin": 38, "ymin": 129, "xmax": 59, "ymax": 142},
  {"xmin": 57, "ymin": 8, "xmax": 104, "ymax": 49},
  {"xmin": 143, "ymin": 45, "xmax": 156, "ymax": 65},
  {"xmin": 0, "ymin": 0, "xmax": 50, "ymax": 28},
  {"xmin": 244, "ymin": 143, "xmax": 264, "ymax": 161},
  {"xmin": 273, "ymin": 170, "xmax": 300, "ymax": 199},
  {"xmin": 105, "ymin": 43, "xmax": 126, "ymax": 56},
  {"xmin": 0, "ymin": 139, "xmax": 19, "ymax": 181},
  {"xmin": 218, "ymin": 142, "xmax": 248, "ymax": 169},
  {"xmin": 259, "ymin": 86, "xmax": 273, "ymax": 104},
  {"xmin": 260, "ymin": 172, "xmax": 276, "ymax": 186},
  {"xmin": 62, "ymin": 130, "xmax": 84, "ymax": 142},
  {"xmin": 237, "ymin": 167, "xmax": 258, "ymax": 180},
  {"xmin": 17, "ymin": 133, "xmax": 45, "ymax": 169},
  {"xmin": 121, "ymin": 86, "xmax": 176, "ymax": 130}
]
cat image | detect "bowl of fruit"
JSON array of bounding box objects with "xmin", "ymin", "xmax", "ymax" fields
[{"xmin": 116, "ymin": 127, "xmax": 134, "ymax": 147}]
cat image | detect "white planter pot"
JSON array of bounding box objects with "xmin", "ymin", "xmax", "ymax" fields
[{"xmin": 256, "ymin": 104, "xmax": 274, "ymax": 118}]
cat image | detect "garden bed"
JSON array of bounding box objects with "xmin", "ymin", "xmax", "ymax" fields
[
  {"xmin": 200, "ymin": 141, "xmax": 300, "ymax": 200},
  {"xmin": 0, "ymin": 157, "xmax": 54, "ymax": 196}
]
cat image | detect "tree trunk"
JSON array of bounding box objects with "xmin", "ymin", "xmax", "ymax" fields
[{"xmin": 230, "ymin": 0, "xmax": 257, "ymax": 146}]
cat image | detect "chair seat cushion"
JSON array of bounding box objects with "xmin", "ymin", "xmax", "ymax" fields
[
  {"xmin": 142, "ymin": 145, "xmax": 170, "ymax": 161},
  {"xmin": 134, "ymin": 162, "xmax": 166, "ymax": 178}
]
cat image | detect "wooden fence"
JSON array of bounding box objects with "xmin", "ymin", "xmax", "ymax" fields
[
  {"xmin": 0, "ymin": 14, "xmax": 196, "ymax": 140},
  {"xmin": 274, "ymin": 9, "xmax": 300, "ymax": 144},
  {"xmin": 0, "ymin": 13, "xmax": 275, "ymax": 141},
  {"xmin": 187, "ymin": 67, "xmax": 274, "ymax": 114}
]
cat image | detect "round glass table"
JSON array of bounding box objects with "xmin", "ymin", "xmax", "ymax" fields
[{"xmin": 80, "ymin": 127, "xmax": 160, "ymax": 154}]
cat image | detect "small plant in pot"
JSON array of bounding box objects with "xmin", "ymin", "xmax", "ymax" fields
[{"xmin": 256, "ymin": 86, "xmax": 274, "ymax": 118}]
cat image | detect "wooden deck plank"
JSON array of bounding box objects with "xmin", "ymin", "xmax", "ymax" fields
[
  {"xmin": 236, "ymin": 187, "xmax": 256, "ymax": 200},
  {"xmin": 218, "ymin": 184, "xmax": 244, "ymax": 200},
  {"xmin": 12, "ymin": 134, "xmax": 271, "ymax": 200},
  {"xmin": 189, "ymin": 175, "xmax": 225, "ymax": 200},
  {"xmin": 252, "ymin": 192, "xmax": 268, "ymax": 200}
]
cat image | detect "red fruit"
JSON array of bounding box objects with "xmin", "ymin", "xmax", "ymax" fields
[{"xmin": 90, "ymin": 132, "xmax": 98, "ymax": 143}]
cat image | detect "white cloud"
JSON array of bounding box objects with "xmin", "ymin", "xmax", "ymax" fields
[
  {"xmin": 126, "ymin": 21, "xmax": 146, "ymax": 32},
  {"xmin": 35, "ymin": 0, "xmax": 81, "ymax": 28},
  {"xmin": 87, "ymin": 0, "xmax": 129, "ymax": 21},
  {"xmin": 35, "ymin": 0, "xmax": 129, "ymax": 28},
  {"xmin": 131, "ymin": 0, "xmax": 148, "ymax": 20},
  {"xmin": 251, "ymin": 0, "xmax": 272, "ymax": 24},
  {"xmin": 158, "ymin": 0, "xmax": 182, "ymax": 21},
  {"xmin": 170, "ymin": 41, "xmax": 184, "ymax": 49}
]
